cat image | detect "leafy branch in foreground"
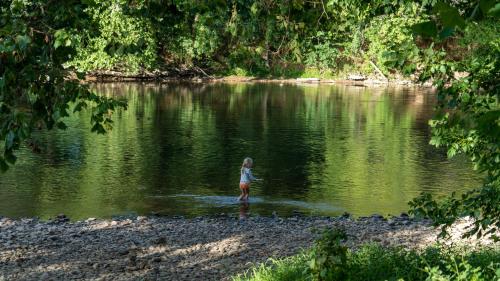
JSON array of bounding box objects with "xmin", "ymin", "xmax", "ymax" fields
[
  {"xmin": 0, "ymin": 0, "xmax": 127, "ymax": 171},
  {"xmin": 409, "ymin": 0, "xmax": 499, "ymax": 241}
]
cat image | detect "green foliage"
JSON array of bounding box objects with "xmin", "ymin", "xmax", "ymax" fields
[
  {"xmin": 409, "ymin": 0, "xmax": 500, "ymax": 241},
  {"xmin": 233, "ymin": 231, "xmax": 500, "ymax": 281},
  {"xmin": 0, "ymin": 0, "xmax": 126, "ymax": 171},
  {"xmin": 303, "ymin": 31, "xmax": 341, "ymax": 71},
  {"xmin": 68, "ymin": 0, "xmax": 157, "ymax": 72},
  {"xmin": 232, "ymin": 254, "xmax": 309, "ymax": 281},
  {"xmin": 8, "ymin": 0, "xmax": 483, "ymax": 81},
  {"xmin": 49, "ymin": 0, "xmax": 444, "ymax": 78},
  {"xmin": 364, "ymin": 6, "xmax": 421, "ymax": 75},
  {"xmin": 308, "ymin": 228, "xmax": 348, "ymax": 281}
]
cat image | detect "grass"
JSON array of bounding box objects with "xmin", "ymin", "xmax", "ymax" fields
[
  {"xmin": 232, "ymin": 254, "xmax": 310, "ymax": 281},
  {"xmin": 232, "ymin": 244, "xmax": 500, "ymax": 281}
]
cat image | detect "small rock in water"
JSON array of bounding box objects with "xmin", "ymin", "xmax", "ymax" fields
[
  {"xmin": 347, "ymin": 74, "xmax": 367, "ymax": 81},
  {"xmin": 371, "ymin": 214, "xmax": 384, "ymax": 220},
  {"xmin": 54, "ymin": 213, "xmax": 69, "ymax": 223}
]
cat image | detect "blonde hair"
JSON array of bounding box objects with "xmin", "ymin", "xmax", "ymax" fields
[{"xmin": 241, "ymin": 157, "xmax": 253, "ymax": 174}]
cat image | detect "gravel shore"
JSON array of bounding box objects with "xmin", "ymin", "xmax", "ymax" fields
[{"xmin": 0, "ymin": 214, "xmax": 495, "ymax": 281}]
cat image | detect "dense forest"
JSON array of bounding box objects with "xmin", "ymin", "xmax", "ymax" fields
[{"xmin": 43, "ymin": 0, "xmax": 500, "ymax": 79}]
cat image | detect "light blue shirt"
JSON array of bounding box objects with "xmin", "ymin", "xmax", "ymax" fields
[{"xmin": 240, "ymin": 168, "xmax": 256, "ymax": 183}]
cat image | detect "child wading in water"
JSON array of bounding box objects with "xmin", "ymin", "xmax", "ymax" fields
[{"xmin": 239, "ymin": 157, "xmax": 260, "ymax": 201}]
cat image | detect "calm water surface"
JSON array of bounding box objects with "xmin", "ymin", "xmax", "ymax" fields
[{"xmin": 0, "ymin": 83, "xmax": 482, "ymax": 219}]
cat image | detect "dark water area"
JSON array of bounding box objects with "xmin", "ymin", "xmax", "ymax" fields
[{"xmin": 0, "ymin": 83, "xmax": 482, "ymax": 220}]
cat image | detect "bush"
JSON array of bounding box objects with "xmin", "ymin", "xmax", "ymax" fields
[
  {"xmin": 409, "ymin": 3, "xmax": 500, "ymax": 241},
  {"xmin": 68, "ymin": 0, "xmax": 157, "ymax": 73},
  {"xmin": 308, "ymin": 229, "xmax": 348, "ymax": 281},
  {"xmin": 233, "ymin": 228, "xmax": 500, "ymax": 281},
  {"xmin": 364, "ymin": 7, "xmax": 422, "ymax": 75},
  {"xmin": 302, "ymin": 31, "xmax": 342, "ymax": 72}
]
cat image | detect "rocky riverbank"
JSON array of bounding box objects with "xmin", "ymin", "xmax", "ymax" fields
[
  {"xmin": 0, "ymin": 214, "xmax": 495, "ymax": 281},
  {"xmin": 83, "ymin": 69, "xmax": 429, "ymax": 87}
]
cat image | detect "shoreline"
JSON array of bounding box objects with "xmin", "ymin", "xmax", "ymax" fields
[
  {"xmin": 82, "ymin": 70, "xmax": 432, "ymax": 87},
  {"xmin": 0, "ymin": 214, "xmax": 495, "ymax": 281}
]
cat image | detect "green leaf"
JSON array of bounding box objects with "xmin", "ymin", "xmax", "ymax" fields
[
  {"xmin": 439, "ymin": 65, "xmax": 446, "ymax": 74},
  {"xmin": 488, "ymin": 3, "xmax": 500, "ymax": 16},
  {"xmin": 15, "ymin": 35, "xmax": 31, "ymax": 50},
  {"xmin": 434, "ymin": 1, "xmax": 466, "ymax": 29},
  {"xmin": 479, "ymin": 0, "xmax": 496, "ymax": 14},
  {"xmin": 54, "ymin": 39, "xmax": 62, "ymax": 49}
]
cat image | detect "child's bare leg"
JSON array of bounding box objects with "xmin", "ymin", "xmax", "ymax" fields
[
  {"xmin": 243, "ymin": 189, "xmax": 249, "ymax": 201},
  {"xmin": 238, "ymin": 188, "xmax": 245, "ymax": 201}
]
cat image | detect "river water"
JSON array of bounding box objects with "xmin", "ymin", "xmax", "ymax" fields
[{"xmin": 0, "ymin": 83, "xmax": 482, "ymax": 219}]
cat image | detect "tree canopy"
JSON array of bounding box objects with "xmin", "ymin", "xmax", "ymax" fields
[{"xmin": 0, "ymin": 0, "xmax": 126, "ymax": 171}]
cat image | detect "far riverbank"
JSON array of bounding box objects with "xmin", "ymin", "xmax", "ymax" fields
[{"xmin": 82, "ymin": 70, "xmax": 432, "ymax": 87}]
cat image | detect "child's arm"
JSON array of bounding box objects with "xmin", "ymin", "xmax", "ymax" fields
[{"xmin": 247, "ymin": 169, "xmax": 262, "ymax": 181}]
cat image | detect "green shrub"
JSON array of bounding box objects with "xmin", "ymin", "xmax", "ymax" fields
[
  {"xmin": 364, "ymin": 6, "xmax": 422, "ymax": 75},
  {"xmin": 68, "ymin": 0, "xmax": 157, "ymax": 73},
  {"xmin": 308, "ymin": 229, "xmax": 348, "ymax": 281},
  {"xmin": 232, "ymin": 254, "xmax": 310, "ymax": 281},
  {"xmin": 302, "ymin": 31, "xmax": 342, "ymax": 72},
  {"xmin": 233, "ymin": 228, "xmax": 500, "ymax": 281}
]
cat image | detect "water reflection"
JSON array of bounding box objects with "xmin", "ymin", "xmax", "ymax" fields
[
  {"xmin": 0, "ymin": 83, "xmax": 482, "ymax": 219},
  {"xmin": 239, "ymin": 201, "xmax": 249, "ymax": 220}
]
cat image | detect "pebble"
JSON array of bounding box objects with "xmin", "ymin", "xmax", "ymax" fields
[{"xmin": 0, "ymin": 215, "xmax": 492, "ymax": 281}]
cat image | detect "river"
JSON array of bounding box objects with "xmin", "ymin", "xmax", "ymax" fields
[{"xmin": 0, "ymin": 82, "xmax": 482, "ymax": 219}]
